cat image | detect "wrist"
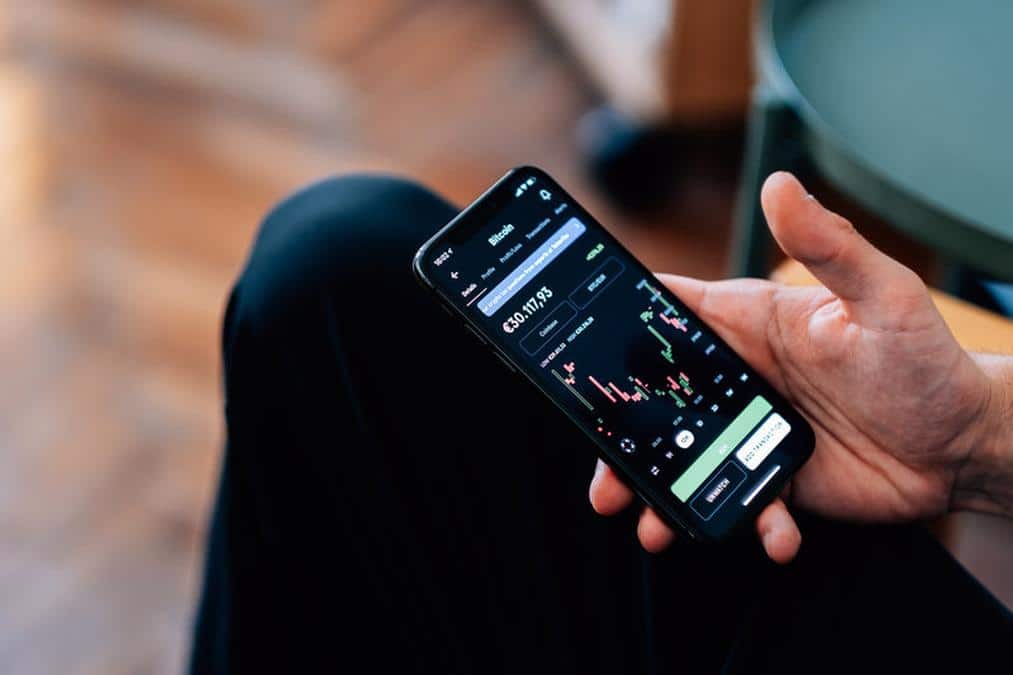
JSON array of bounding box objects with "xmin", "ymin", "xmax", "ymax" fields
[{"xmin": 951, "ymin": 354, "xmax": 1013, "ymax": 517}]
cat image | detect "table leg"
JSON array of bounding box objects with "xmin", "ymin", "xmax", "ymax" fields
[{"xmin": 729, "ymin": 85, "xmax": 800, "ymax": 278}]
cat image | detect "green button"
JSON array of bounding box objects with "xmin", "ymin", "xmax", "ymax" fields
[{"xmin": 671, "ymin": 395, "xmax": 772, "ymax": 501}]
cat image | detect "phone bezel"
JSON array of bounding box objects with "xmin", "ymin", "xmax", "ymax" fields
[{"xmin": 412, "ymin": 165, "xmax": 814, "ymax": 543}]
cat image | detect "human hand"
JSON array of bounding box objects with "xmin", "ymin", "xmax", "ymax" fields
[{"xmin": 590, "ymin": 172, "xmax": 1008, "ymax": 563}]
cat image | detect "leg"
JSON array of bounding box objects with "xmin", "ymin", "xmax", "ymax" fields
[
  {"xmin": 718, "ymin": 514, "xmax": 1011, "ymax": 674},
  {"xmin": 644, "ymin": 515, "xmax": 1010, "ymax": 675},
  {"xmin": 188, "ymin": 176, "xmax": 648, "ymax": 674}
]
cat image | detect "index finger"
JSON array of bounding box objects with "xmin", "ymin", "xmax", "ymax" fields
[{"xmin": 657, "ymin": 274, "xmax": 784, "ymax": 386}]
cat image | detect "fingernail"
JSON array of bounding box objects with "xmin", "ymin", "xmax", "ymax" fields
[{"xmin": 592, "ymin": 459, "xmax": 605, "ymax": 483}]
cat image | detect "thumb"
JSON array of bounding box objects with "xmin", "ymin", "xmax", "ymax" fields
[{"xmin": 760, "ymin": 172, "xmax": 925, "ymax": 322}]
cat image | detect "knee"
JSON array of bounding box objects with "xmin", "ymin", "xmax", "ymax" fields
[{"xmin": 230, "ymin": 174, "xmax": 454, "ymax": 330}]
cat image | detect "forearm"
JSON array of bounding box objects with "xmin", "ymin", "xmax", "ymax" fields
[{"xmin": 952, "ymin": 353, "xmax": 1013, "ymax": 518}]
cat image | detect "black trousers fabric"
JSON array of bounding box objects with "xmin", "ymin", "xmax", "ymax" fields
[{"xmin": 189, "ymin": 175, "xmax": 1011, "ymax": 675}]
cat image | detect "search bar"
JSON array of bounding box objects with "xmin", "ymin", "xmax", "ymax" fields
[{"xmin": 477, "ymin": 217, "xmax": 586, "ymax": 317}]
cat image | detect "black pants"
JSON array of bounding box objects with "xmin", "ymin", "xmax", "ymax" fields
[{"xmin": 189, "ymin": 176, "xmax": 1011, "ymax": 674}]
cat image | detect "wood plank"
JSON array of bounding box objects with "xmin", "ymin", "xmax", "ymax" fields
[
  {"xmin": 532, "ymin": 0, "xmax": 668, "ymax": 118},
  {"xmin": 8, "ymin": 2, "xmax": 351, "ymax": 130},
  {"xmin": 302, "ymin": 0, "xmax": 424, "ymax": 61}
]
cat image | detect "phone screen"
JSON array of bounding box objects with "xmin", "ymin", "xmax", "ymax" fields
[{"xmin": 414, "ymin": 167, "xmax": 813, "ymax": 541}]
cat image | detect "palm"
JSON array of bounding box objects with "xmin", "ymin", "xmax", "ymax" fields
[{"xmin": 662, "ymin": 273, "xmax": 988, "ymax": 522}]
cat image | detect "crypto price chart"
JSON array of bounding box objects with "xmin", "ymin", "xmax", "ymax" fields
[{"xmin": 420, "ymin": 172, "xmax": 811, "ymax": 537}]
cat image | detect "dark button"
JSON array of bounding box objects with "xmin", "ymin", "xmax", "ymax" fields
[
  {"xmin": 492, "ymin": 350, "xmax": 516, "ymax": 373},
  {"xmin": 520, "ymin": 301, "xmax": 577, "ymax": 355},
  {"xmin": 464, "ymin": 324, "xmax": 486, "ymax": 344},
  {"xmin": 690, "ymin": 462, "xmax": 746, "ymax": 521},
  {"xmin": 569, "ymin": 257, "xmax": 624, "ymax": 308}
]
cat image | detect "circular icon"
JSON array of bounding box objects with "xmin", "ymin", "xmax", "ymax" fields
[
  {"xmin": 619, "ymin": 437, "xmax": 636, "ymax": 453},
  {"xmin": 675, "ymin": 429, "xmax": 695, "ymax": 449}
]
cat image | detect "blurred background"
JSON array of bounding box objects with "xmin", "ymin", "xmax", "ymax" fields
[{"xmin": 0, "ymin": 1, "xmax": 1010, "ymax": 672}]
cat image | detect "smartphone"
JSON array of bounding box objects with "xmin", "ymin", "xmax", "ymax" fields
[{"xmin": 413, "ymin": 167, "xmax": 814, "ymax": 542}]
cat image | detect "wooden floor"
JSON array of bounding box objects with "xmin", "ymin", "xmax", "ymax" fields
[
  {"xmin": 0, "ymin": 2, "xmax": 738, "ymax": 672},
  {"xmin": 0, "ymin": 2, "xmax": 1007, "ymax": 673}
]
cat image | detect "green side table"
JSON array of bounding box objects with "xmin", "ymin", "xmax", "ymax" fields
[{"xmin": 731, "ymin": 0, "xmax": 1013, "ymax": 284}]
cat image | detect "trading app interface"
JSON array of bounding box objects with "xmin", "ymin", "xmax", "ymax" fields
[{"xmin": 426, "ymin": 175, "xmax": 801, "ymax": 533}]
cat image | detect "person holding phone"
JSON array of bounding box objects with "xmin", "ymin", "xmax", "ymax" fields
[
  {"xmin": 413, "ymin": 167, "xmax": 817, "ymax": 545},
  {"xmin": 189, "ymin": 171, "xmax": 1012, "ymax": 675}
]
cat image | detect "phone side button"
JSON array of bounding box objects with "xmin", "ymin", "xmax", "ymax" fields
[
  {"xmin": 492, "ymin": 351, "xmax": 517, "ymax": 373},
  {"xmin": 464, "ymin": 324, "xmax": 487, "ymax": 345},
  {"xmin": 670, "ymin": 514, "xmax": 698, "ymax": 540}
]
